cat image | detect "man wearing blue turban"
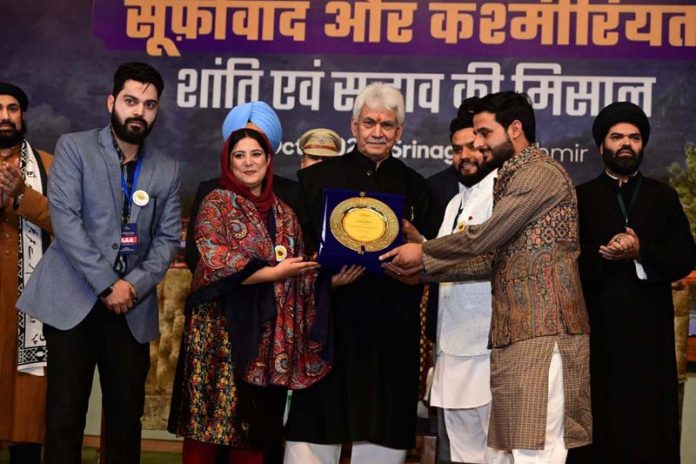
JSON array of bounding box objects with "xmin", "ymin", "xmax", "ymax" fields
[
  {"xmin": 184, "ymin": 101, "xmax": 299, "ymax": 271},
  {"xmin": 221, "ymin": 101, "xmax": 283, "ymax": 151}
]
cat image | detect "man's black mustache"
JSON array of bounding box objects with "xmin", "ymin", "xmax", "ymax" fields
[
  {"xmin": 0, "ymin": 120, "xmax": 17, "ymax": 129},
  {"xmin": 125, "ymin": 117, "xmax": 148, "ymax": 128},
  {"xmin": 458, "ymin": 157, "xmax": 480, "ymax": 170},
  {"xmin": 617, "ymin": 146, "xmax": 636, "ymax": 156}
]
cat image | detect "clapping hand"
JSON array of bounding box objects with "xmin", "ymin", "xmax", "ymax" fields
[
  {"xmin": 599, "ymin": 227, "xmax": 640, "ymax": 261},
  {"xmin": 0, "ymin": 163, "xmax": 25, "ymax": 199}
]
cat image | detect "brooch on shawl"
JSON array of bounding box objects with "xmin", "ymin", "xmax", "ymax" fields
[{"xmin": 275, "ymin": 245, "xmax": 288, "ymax": 262}]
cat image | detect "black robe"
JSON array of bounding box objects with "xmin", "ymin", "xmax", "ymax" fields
[
  {"xmin": 568, "ymin": 172, "xmax": 696, "ymax": 464},
  {"xmin": 284, "ymin": 149, "xmax": 440, "ymax": 449}
]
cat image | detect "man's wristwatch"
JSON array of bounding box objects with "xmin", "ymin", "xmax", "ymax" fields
[{"xmin": 99, "ymin": 285, "xmax": 114, "ymax": 299}]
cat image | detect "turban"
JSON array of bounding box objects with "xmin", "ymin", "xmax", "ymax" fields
[
  {"xmin": 221, "ymin": 101, "xmax": 282, "ymax": 152},
  {"xmin": 0, "ymin": 82, "xmax": 29, "ymax": 111},
  {"xmin": 592, "ymin": 101, "xmax": 650, "ymax": 147}
]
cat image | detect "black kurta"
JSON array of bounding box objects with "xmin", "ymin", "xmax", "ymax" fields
[
  {"xmin": 284, "ymin": 149, "xmax": 440, "ymax": 449},
  {"xmin": 568, "ymin": 172, "xmax": 696, "ymax": 464}
]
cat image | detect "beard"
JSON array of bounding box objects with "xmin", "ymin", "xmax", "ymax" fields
[
  {"xmin": 456, "ymin": 156, "xmax": 494, "ymax": 188},
  {"xmin": 0, "ymin": 118, "xmax": 26, "ymax": 148},
  {"xmin": 484, "ymin": 137, "xmax": 515, "ymax": 171},
  {"xmin": 111, "ymin": 109, "xmax": 154, "ymax": 145},
  {"xmin": 602, "ymin": 145, "xmax": 643, "ymax": 176}
]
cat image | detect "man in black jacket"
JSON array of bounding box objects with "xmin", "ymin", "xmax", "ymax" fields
[{"xmin": 284, "ymin": 82, "xmax": 440, "ymax": 464}]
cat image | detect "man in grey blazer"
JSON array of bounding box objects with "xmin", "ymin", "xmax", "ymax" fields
[{"xmin": 17, "ymin": 62, "xmax": 181, "ymax": 464}]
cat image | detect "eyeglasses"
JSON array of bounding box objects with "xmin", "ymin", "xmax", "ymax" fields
[{"xmin": 360, "ymin": 118, "xmax": 398, "ymax": 132}]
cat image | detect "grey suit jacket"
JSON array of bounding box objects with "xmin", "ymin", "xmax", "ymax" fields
[{"xmin": 17, "ymin": 126, "xmax": 182, "ymax": 343}]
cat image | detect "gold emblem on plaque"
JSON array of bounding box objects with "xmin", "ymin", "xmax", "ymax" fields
[{"xmin": 329, "ymin": 195, "xmax": 399, "ymax": 253}]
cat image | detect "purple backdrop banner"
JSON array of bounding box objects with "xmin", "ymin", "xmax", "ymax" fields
[
  {"xmin": 3, "ymin": 0, "xmax": 695, "ymax": 215},
  {"xmin": 92, "ymin": 0, "xmax": 696, "ymax": 59}
]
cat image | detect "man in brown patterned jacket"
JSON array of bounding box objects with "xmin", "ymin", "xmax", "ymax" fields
[{"xmin": 381, "ymin": 91, "xmax": 591, "ymax": 464}]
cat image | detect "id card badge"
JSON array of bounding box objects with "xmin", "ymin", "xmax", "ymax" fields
[{"xmin": 119, "ymin": 223, "xmax": 139, "ymax": 255}]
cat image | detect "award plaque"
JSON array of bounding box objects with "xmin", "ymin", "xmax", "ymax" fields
[{"xmin": 318, "ymin": 189, "xmax": 405, "ymax": 273}]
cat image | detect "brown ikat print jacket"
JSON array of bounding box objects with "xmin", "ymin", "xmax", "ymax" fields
[{"xmin": 423, "ymin": 146, "xmax": 590, "ymax": 348}]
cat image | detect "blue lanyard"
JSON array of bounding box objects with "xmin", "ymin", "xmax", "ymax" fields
[{"xmin": 120, "ymin": 157, "xmax": 143, "ymax": 207}]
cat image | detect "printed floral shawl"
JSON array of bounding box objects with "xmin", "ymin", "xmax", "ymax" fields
[{"xmin": 190, "ymin": 189, "xmax": 331, "ymax": 389}]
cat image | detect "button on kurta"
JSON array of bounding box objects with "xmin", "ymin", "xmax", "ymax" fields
[{"xmin": 112, "ymin": 243, "xmax": 119, "ymax": 250}]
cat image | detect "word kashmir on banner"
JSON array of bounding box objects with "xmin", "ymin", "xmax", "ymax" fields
[{"xmin": 92, "ymin": 0, "xmax": 696, "ymax": 59}]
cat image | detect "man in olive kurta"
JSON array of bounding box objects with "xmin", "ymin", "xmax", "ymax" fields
[
  {"xmin": 284, "ymin": 83, "xmax": 440, "ymax": 464},
  {"xmin": 567, "ymin": 102, "xmax": 696, "ymax": 464},
  {"xmin": 0, "ymin": 82, "xmax": 52, "ymax": 464}
]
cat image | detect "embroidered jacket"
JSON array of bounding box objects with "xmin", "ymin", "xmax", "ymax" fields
[{"xmin": 423, "ymin": 146, "xmax": 590, "ymax": 348}]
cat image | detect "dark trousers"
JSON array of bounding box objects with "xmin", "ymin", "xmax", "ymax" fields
[
  {"xmin": 44, "ymin": 302, "xmax": 150, "ymax": 464},
  {"xmin": 9, "ymin": 443, "xmax": 42, "ymax": 464}
]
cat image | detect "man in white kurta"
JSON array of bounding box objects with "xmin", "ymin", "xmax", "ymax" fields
[
  {"xmin": 429, "ymin": 103, "xmax": 496, "ymax": 464},
  {"xmin": 431, "ymin": 171, "xmax": 495, "ymax": 464}
]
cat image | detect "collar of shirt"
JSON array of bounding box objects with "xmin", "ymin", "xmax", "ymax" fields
[{"xmin": 603, "ymin": 169, "xmax": 639, "ymax": 187}]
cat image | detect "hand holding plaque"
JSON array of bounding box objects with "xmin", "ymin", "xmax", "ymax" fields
[{"xmin": 318, "ymin": 189, "xmax": 404, "ymax": 273}]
